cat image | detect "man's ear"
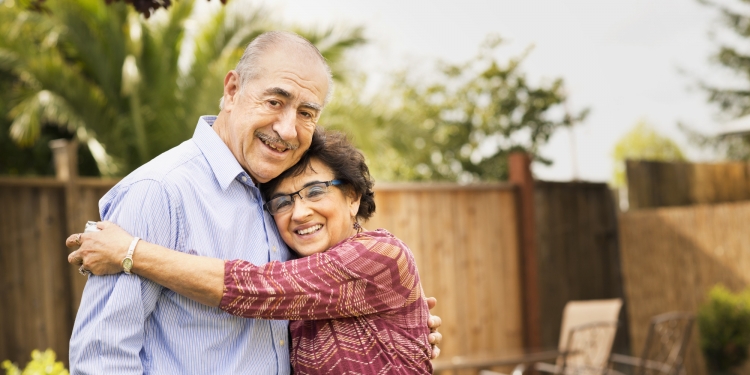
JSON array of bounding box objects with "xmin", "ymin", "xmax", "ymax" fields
[{"xmin": 222, "ymin": 70, "xmax": 241, "ymax": 112}]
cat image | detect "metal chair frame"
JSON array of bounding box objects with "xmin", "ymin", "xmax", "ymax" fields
[
  {"xmin": 609, "ymin": 312, "xmax": 694, "ymax": 375},
  {"xmin": 509, "ymin": 321, "xmax": 620, "ymax": 375}
]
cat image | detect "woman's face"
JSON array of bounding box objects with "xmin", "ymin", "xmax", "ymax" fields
[{"xmin": 270, "ymin": 158, "xmax": 361, "ymax": 257}]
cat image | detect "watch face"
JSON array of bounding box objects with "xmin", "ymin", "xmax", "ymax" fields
[{"xmin": 123, "ymin": 258, "xmax": 133, "ymax": 270}]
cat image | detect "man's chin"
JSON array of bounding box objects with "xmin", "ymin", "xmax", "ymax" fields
[{"xmin": 246, "ymin": 163, "xmax": 290, "ymax": 184}]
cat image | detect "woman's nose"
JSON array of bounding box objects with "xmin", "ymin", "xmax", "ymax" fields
[{"xmin": 290, "ymin": 197, "xmax": 313, "ymax": 221}]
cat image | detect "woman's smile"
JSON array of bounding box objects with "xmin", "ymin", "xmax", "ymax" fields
[{"xmin": 295, "ymin": 224, "xmax": 323, "ymax": 236}]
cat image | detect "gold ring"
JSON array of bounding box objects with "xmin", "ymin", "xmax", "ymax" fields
[{"xmin": 78, "ymin": 264, "xmax": 91, "ymax": 277}]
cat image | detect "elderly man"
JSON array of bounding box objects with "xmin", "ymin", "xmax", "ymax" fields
[{"xmin": 69, "ymin": 31, "xmax": 440, "ymax": 374}]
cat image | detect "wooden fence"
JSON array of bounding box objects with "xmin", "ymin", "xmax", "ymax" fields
[
  {"xmin": 619, "ymin": 201, "xmax": 750, "ymax": 375},
  {"xmin": 0, "ymin": 177, "xmax": 115, "ymax": 367},
  {"xmin": 626, "ymin": 160, "xmax": 750, "ymax": 209},
  {"xmin": 534, "ymin": 181, "xmax": 629, "ymax": 355}
]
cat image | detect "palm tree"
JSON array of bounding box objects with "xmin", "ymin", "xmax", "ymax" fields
[{"xmin": 0, "ymin": 0, "xmax": 366, "ymax": 176}]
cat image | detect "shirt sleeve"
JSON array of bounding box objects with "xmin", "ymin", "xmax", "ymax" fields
[
  {"xmin": 220, "ymin": 234, "xmax": 423, "ymax": 321},
  {"xmin": 69, "ymin": 179, "xmax": 179, "ymax": 375}
]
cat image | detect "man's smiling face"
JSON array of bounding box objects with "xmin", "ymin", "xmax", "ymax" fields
[{"xmin": 219, "ymin": 43, "xmax": 329, "ymax": 183}]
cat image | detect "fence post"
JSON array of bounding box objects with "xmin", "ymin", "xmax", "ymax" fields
[
  {"xmin": 49, "ymin": 138, "xmax": 80, "ymax": 230},
  {"xmin": 509, "ymin": 152, "xmax": 541, "ymax": 349},
  {"xmin": 49, "ymin": 139, "xmax": 85, "ymax": 323}
]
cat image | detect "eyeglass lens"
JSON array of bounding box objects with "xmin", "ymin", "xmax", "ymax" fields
[{"xmin": 266, "ymin": 182, "xmax": 333, "ymax": 215}]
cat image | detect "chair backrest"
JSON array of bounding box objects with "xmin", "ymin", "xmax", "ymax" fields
[
  {"xmin": 558, "ymin": 299, "xmax": 623, "ymax": 350},
  {"xmin": 636, "ymin": 312, "xmax": 694, "ymax": 375},
  {"xmin": 556, "ymin": 299, "xmax": 623, "ymax": 372},
  {"xmin": 561, "ymin": 321, "xmax": 620, "ymax": 375}
]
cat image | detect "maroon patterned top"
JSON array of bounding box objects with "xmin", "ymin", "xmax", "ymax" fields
[{"xmin": 220, "ymin": 229, "xmax": 432, "ymax": 374}]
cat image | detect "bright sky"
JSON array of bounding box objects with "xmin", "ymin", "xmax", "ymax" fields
[{"xmin": 254, "ymin": 0, "xmax": 727, "ymax": 182}]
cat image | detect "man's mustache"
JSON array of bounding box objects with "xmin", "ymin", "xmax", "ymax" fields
[{"xmin": 254, "ymin": 131, "xmax": 299, "ymax": 151}]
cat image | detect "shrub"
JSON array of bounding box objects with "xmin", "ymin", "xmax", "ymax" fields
[
  {"xmin": 2, "ymin": 349, "xmax": 68, "ymax": 375},
  {"xmin": 698, "ymin": 285, "xmax": 750, "ymax": 374}
]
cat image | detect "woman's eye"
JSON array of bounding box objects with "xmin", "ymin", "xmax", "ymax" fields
[
  {"xmin": 306, "ymin": 186, "xmax": 326, "ymax": 198},
  {"xmin": 273, "ymin": 198, "xmax": 293, "ymax": 210}
]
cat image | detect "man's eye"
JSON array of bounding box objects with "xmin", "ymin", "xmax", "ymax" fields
[
  {"xmin": 268, "ymin": 100, "xmax": 281, "ymax": 107},
  {"xmin": 300, "ymin": 111, "xmax": 313, "ymax": 119}
]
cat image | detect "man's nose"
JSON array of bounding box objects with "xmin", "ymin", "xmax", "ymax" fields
[{"xmin": 273, "ymin": 110, "xmax": 297, "ymax": 141}]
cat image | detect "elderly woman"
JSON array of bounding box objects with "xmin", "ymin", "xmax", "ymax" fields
[{"xmin": 67, "ymin": 129, "xmax": 434, "ymax": 374}]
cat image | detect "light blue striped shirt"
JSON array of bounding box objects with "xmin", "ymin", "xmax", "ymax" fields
[{"xmin": 69, "ymin": 116, "xmax": 292, "ymax": 375}]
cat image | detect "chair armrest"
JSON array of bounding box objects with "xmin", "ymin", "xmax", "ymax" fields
[
  {"xmin": 609, "ymin": 354, "xmax": 671, "ymax": 374},
  {"xmin": 510, "ymin": 361, "xmax": 556, "ymax": 375},
  {"xmin": 609, "ymin": 353, "xmax": 643, "ymax": 367},
  {"xmin": 534, "ymin": 362, "xmax": 560, "ymax": 373}
]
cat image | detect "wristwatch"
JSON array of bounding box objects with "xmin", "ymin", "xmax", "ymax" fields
[{"xmin": 123, "ymin": 237, "xmax": 140, "ymax": 275}]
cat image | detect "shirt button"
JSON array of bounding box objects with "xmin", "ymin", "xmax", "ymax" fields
[
  {"xmin": 279, "ymin": 339, "xmax": 285, "ymax": 346},
  {"xmin": 241, "ymin": 176, "xmax": 248, "ymax": 182},
  {"xmin": 272, "ymin": 245, "xmax": 277, "ymax": 252}
]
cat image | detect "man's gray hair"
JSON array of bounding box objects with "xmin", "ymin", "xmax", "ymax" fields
[{"xmin": 219, "ymin": 31, "xmax": 334, "ymax": 110}]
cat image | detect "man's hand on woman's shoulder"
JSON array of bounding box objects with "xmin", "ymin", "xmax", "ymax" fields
[{"xmin": 426, "ymin": 297, "xmax": 442, "ymax": 359}]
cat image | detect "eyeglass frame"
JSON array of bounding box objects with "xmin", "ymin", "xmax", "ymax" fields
[{"xmin": 263, "ymin": 179, "xmax": 343, "ymax": 216}]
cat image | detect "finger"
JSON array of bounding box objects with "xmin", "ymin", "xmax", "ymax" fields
[
  {"xmin": 426, "ymin": 297, "xmax": 437, "ymax": 310},
  {"xmin": 430, "ymin": 346, "xmax": 441, "ymax": 360},
  {"xmin": 97, "ymin": 221, "xmax": 109, "ymax": 230},
  {"xmin": 428, "ymin": 331, "xmax": 442, "ymax": 345},
  {"xmin": 428, "ymin": 315, "xmax": 442, "ymax": 330},
  {"xmin": 65, "ymin": 234, "xmax": 81, "ymax": 248},
  {"xmin": 68, "ymin": 251, "xmax": 83, "ymax": 265}
]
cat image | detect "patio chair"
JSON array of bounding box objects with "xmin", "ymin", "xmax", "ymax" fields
[
  {"xmin": 480, "ymin": 298, "xmax": 623, "ymax": 375},
  {"xmin": 608, "ymin": 312, "xmax": 694, "ymax": 375}
]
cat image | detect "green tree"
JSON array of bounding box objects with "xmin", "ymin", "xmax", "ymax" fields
[
  {"xmin": 694, "ymin": 0, "xmax": 750, "ymax": 160},
  {"xmin": 325, "ymin": 37, "xmax": 587, "ymax": 182},
  {"xmin": 611, "ymin": 121, "xmax": 686, "ymax": 187},
  {"xmin": 0, "ymin": 0, "xmax": 365, "ymax": 176}
]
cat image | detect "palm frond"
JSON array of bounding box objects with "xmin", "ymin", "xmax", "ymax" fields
[{"xmin": 9, "ymin": 90, "xmax": 85, "ymax": 146}]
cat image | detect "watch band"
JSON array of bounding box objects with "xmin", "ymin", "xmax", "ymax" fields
[{"xmin": 123, "ymin": 237, "xmax": 140, "ymax": 275}]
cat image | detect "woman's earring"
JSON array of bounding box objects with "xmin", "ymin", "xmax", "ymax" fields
[{"xmin": 353, "ymin": 221, "xmax": 362, "ymax": 233}]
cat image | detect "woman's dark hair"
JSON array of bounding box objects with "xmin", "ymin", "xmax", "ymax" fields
[{"xmin": 259, "ymin": 127, "xmax": 376, "ymax": 221}]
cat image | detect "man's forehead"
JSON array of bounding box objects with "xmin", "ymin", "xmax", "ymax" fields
[{"xmin": 255, "ymin": 47, "xmax": 329, "ymax": 101}]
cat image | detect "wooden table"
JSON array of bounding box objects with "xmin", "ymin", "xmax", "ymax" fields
[{"xmin": 432, "ymin": 349, "xmax": 560, "ymax": 374}]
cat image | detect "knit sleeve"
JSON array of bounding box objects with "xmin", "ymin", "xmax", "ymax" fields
[{"xmin": 219, "ymin": 232, "xmax": 423, "ymax": 320}]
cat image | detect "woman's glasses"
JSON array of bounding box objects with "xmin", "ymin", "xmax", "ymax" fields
[{"xmin": 263, "ymin": 180, "xmax": 342, "ymax": 216}]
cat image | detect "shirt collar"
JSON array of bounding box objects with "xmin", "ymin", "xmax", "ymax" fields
[{"xmin": 193, "ymin": 116, "xmax": 249, "ymax": 190}]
